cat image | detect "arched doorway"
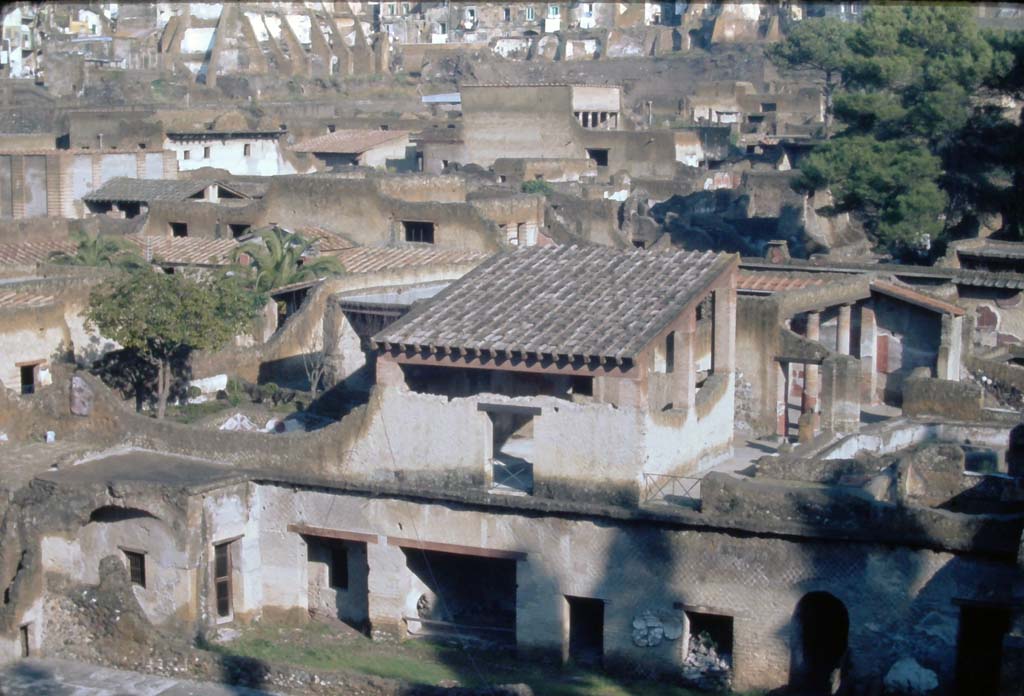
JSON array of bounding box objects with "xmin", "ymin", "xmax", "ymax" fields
[{"xmin": 790, "ymin": 592, "xmax": 849, "ymax": 693}]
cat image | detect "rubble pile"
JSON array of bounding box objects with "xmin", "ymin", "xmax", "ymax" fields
[{"xmin": 681, "ymin": 631, "xmax": 732, "ymax": 692}]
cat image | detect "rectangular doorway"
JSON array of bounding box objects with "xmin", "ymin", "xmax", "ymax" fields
[
  {"xmin": 955, "ymin": 604, "xmax": 1012, "ymax": 695},
  {"xmin": 19, "ymin": 364, "xmax": 36, "ymax": 395},
  {"xmin": 19, "ymin": 623, "xmax": 30, "ymax": 657},
  {"xmin": 566, "ymin": 595, "xmax": 604, "ymax": 666}
]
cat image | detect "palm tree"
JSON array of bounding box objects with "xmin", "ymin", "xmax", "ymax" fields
[
  {"xmin": 231, "ymin": 226, "xmax": 344, "ymax": 293},
  {"xmin": 49, "ymin": 231, "xmax": 147, "ymax": 270}
]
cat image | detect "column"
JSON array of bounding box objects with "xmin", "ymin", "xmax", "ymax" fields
[
  {"xmin": 674, "ymin": 309, "xmax": 696, "ymax": 411},
  {"xmin": 712, "ymin": 285, "xmax": 736, "ymax": 375},
  {"xmin": 777, "ymin": 361, "xmax": 788, "ymax": 439},
  {"xmin": 837, "ymin": 304, "xmax": 852, "ymax": 355},
  {"xmin": 936, "ymin": 314, "xmax": 963, "ymax": 381},
  {"xmin": 366, "ymin": 540, "xmax": 408, "ymax": 641},
  {"xmin": 802, "ymin": 312, "xmax": 821, "ymax": 433},
  {"xmin": 859, "ymin": 304, "xmax": 877, "ymax": 405}
]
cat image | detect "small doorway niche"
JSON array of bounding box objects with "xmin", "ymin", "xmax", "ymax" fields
[
  {"xmin": 566, "ymin": 595, "xmax": 604, "ymax": 666},
  {"xmin": 585, "ymin": 148, "xmax": 609, "ymax": 167},
  {"xmin": 955, "ymin": 604, "xmax": 1012, "ymax": 696},
  {"xmin": 19, "ymin": 623, "xmax": 30, "ymax": 657}
]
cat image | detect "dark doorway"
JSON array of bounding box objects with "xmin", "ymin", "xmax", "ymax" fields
[
  {"xmin": 585, "ymin": 148, "xmax": 609, "ymax": 167},
  {"xmin": 19, "ymin": 623, "xmax": 29, "ymax": 657},
  {"xmin": 19, "ymin": 364, "xmax": 36, "ymax": 395},
  {"xmin": 567, "ymin": 595, "xmax": 604, "ymax": 666},
  {"xmin": 955, "ymin": 604, "xmax": 1012, "ymax": 696},
  {"xmin": 790, "ymin": 592, "xmax": 849, "ymax": 691}
]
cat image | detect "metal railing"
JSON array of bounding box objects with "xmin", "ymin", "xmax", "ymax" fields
[{"xmin": 642, "ymin": 472, "xmax": 703, "ymax": 508}]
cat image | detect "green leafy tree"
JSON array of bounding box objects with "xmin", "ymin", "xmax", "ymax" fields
[
  {"xmin": 231, "ymin": 226, "xmax": 344, "ymax": 294},
  {"xmin": 49, "ymin": 230, "xmax": 147, "ymax": 270},
  {"xmin": 770, "ymin": 6, "xmax": 1001, "ymax": 257},
  {"xmin": 521, "ymin": 179, "xmax": 554, "ymax": 196},
  {"xmin": 767, "ymin": 17, "xmax": 853, "ymax": 138},
  {"xmin": 86, "ymin": 270, "xmax": 263, "ymax": 419}
]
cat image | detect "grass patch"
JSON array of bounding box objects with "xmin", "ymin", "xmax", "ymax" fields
[
  {"xmin": 167, "ymin": 399, "xmax": 233, "ymax": 424},
  {"xmin": 210, "ymin": 622, "xmax": 760, "ymax": 696}
]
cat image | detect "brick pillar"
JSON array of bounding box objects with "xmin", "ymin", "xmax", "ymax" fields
[
  {"xmin": 673, "ymin": 309, "xmax": 696, "ymax": 410},
  {"xmin": 937, "ymin": 314, "xmax": 963, "ymax": 381},
  {"xmin": 837, "ymin": 304, "xmax": 852, "ymax": 355},
  {"xmin": 859, "ymin": 305, "xmax": 878, "ymax": 405},
  {"xmin": 366, "ymin": 540, "xmax": 408, "ymax": 642},
  {"xmin": 802, "ymin": 311, "xmax": 820, "ymax": 433},
  {"xmin": 712, "ymin": 284, "xmax": 736, "ymax": 375}
]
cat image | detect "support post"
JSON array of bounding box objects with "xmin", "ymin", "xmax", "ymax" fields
[
  {"xmin": 837, "ymin": 304, "xmax": 852, "ymax": 355},
  {"xmin": 802, "ymin": 311, "xmax": 821, "ymax": 433},
  {"xmin": 859, "ymin": 304, "xmax": 877, "ymax": 404}
]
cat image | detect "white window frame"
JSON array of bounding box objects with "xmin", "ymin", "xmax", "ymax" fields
[
  {"xmin": 526, "ymin": 7, "xmax": 535, "ymax": 21},
  {"xmin": 549, "ymin": 5, "xmax": 560, "ymax": 18}
]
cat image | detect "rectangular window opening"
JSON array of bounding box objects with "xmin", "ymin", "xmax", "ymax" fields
[
  {"xmin": 19, "ymin": 364, "xmax": 36, "ymax": 395},
  {"xmin": 183, "ymin": 150, "xmax": 191, "ymax": 160},
  {"xmin": 170, "ymin": 222, "xmax": 188, "ymax": 238},
  {"xmin": 214, "ymin": 542, "xmax": 233, "ymax": 619},
  {"xmin": 124, "ymin": 550, "xmax": 146, "ymax": 587},
  {"xmin": 403, "ymin": 220, "xmax": 435, "ymax": 244},
  {"xmin": 229, "ymin": 224, "xmax": 251, "ymax": 239},
  {"xmin": 685, "ymin": 611, "xmax": 734, "ymax": 672},
  {"xmin": 503, "ymin": 7, "xmax": 511, "ymax": 21},
  {"xmin": 203, "ymin": 146, "xmax": 211, "ymax": 159},
  {"xmin": 571, "ymin": 376, "xmax": 593, "ymax": 396},
  {"xmin": 243, "ymin": 143, "xmax": 251, "ymax": 157}
]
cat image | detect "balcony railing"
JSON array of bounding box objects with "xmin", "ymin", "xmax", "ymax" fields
[{"xmin": 642, "ymin": 472, "xmax": 702, "ymax": 509}]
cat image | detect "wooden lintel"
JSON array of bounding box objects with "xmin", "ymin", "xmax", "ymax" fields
[
  {"xmin": 287, "ymin": 524, "xmax": 379, "ymax": 545},
  {"xmin": 477, "ymin": 402, "xmax": 543, "ymax": 417},
  {"xmin": 388, "ymin": 536, "xmax": 528, "ymax": 560}
]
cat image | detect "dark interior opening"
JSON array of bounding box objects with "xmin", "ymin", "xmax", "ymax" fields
[
  {"xmin": 687, "ymin": 611, "xmax": 733, "ymax": 662},
  {"xmin": 955, "ymin": 604, "xmax": 1012, "ymax": 696},
  {"xmin": 19, "ymin": 624, "xmax": 29, "ymax": 657},
  {"xmin": 229, "ymin": 223, "xmax": 251, "ymax": 239},
  {"xmin": 19, "ymin": 365, "xmax": 35, "ymax": 395},
  {"xmin": 790, "ymin": 592, "xmax": 849, "ymax": 691},
  {"xmin": 585, "ymin": 148, "xmax": 609, "ymax": 167},
  {"xmin": 170, "ymin": 222, "xmax": 188, "ymax": 238},
  {"xmin": 567, "ymin": 596, "xmax": 604, "ymax": 666},
  {"xmin": 403, "ymin": 220, "xmax": 435, "ymax": 244},
  {"xmin": 403, "ymin": 548, "xmax": 516, "ymax": 643}
]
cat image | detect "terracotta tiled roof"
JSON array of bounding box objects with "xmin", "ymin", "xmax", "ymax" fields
[
  {"xmin": 0, "ymin": 240, "xmax": 75, "ymax": 266},
  {"xmin": 0, "ymin": 290, "xmax": 57, "ymax": 309},
  {"xmin": 126, "ymin": 236, "xmax": 239, "ymax": 266},
  {"xmin": 291, "ymin": 129, "xmax": 409, "ymax": 154},
  {"xmin": 295, "ymin": 226, "xmax": 358, "ymax": 253},
  {"xmin": 871, "ymin": 280, "xmax": 964, "ymax": 317},
  {"xmin": 374, "ymin": 245, "xmax": 736, "ymax": 361},
  {"xmin": 335, "ymin": 246, "xmax": 489, "ymax": 274},
  {"xmin": 957, "ymin": 240, "xmax": 1024, "ymax": 260},
  {"xmin": 738, "ymin": 271, "xmax": 826, "ymax": 293},
  {"xmin": 84, "ymin": 178, "xmax": 215, "ymax": 203}
]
